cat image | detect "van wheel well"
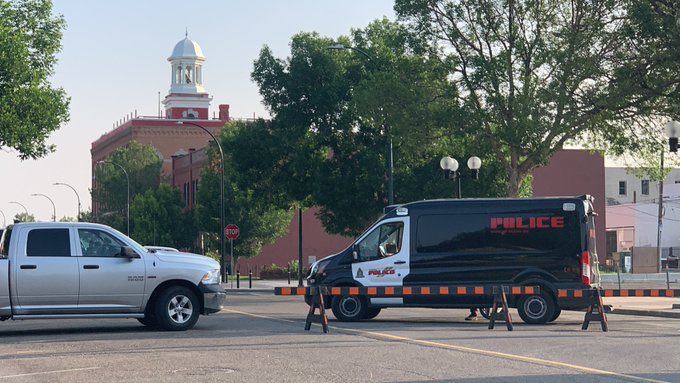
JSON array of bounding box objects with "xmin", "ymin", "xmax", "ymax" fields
[
  {"xmin": 511, "ymin": 278, "xmax": 557, "ymax": 308},
  {"xmin": 146, "ymin": 280, "xmax": 203, "ymax": 315}
]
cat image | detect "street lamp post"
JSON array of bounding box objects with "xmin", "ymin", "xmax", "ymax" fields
[
  {"xmin": 97, "ymin": 160, "xmax": 130, "ymax": 235},
  {"xmin": 54, "ymin": 182, "xmax": 81, "ymax": 221},
  {"xmin": 328, "ymin": 43, "xmax": 394, "ymax": 205},
  {"xmin": 31, "ymin": 193, "xmax": 56, "ymax": 222},
  {"xmin": 439, "ymin": 156, "xmax": 482, "ymax": 198},
  {"xmin": 9, "ymin": 201, "xmax": 28, "ymax": 221},
  {"xmin": 177, "ymin": 120, "xmax": 226, "ymax": 280}
]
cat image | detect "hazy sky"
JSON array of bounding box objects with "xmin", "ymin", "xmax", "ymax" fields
[{"xmin": 0, "ymin": 0, "xmax": 396, "ymax": 224}]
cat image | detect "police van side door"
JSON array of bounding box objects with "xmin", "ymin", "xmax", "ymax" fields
[{"xmin": 351, "ymin": 217, "xmax": 410, "ymax": 305}]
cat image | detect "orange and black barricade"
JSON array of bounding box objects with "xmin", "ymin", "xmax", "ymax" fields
[
  {"xmin": 275, "ymin": 285, "xmax": 540, "ymax": 333},
  {"xmin": 558, "ymin": 288, "xmax": 680, "ymax": 332}
]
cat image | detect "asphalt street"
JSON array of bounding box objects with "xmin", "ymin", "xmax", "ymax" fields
[{"xmin": 0, "ymin": 292, "xmax": 679, "ymax": 383}]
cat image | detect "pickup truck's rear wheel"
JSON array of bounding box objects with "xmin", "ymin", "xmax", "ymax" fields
[{"xmin": 155, "ymin": 286, "xmax": 200, "ymax": 331}]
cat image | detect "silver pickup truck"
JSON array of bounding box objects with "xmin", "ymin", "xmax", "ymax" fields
[{"xmin": 0, "ymin": 222, "xmax": 226, "ymax": 331}]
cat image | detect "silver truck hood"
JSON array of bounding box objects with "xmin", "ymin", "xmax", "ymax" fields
[{"xmin": 152, "ymin": 251, "xmax": 219, "ymax": 268}]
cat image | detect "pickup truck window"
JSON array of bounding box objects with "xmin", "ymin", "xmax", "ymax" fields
[
  {"xmin": 78, "ymin": 229, "xmax": 126, "ymax": 257},
  {"xmin": 27, "ymin": 229, "xmax": 71, "ymax": 257}
]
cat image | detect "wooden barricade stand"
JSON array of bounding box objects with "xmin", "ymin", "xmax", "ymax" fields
[
  {"xmin": 488, "ymin": 286, "xmax": 513, "ymax": 331},
  {"xmin": 304, "ymin": 286, "xmax": 329, "ymax": 334},
  {"xmin": 582, "ymin": 289, "xmax": 608, "ymax": 332}
]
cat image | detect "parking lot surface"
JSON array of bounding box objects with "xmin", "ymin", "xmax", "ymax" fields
[{"xmin": 0, "ymin": 291, "xmax": 679, "ymax": 382}]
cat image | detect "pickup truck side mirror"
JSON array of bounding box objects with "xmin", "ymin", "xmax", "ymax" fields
[
  {"xmin": 121, "ymin": 246, "xmax": 140, "ymax": 260},
  {"xmin": 352, "ymin": 245, "xmax": 359, "ymax": 261}
]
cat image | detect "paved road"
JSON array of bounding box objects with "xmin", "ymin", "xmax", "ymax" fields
[{"xmin": 0, "ymin": 292, "xmax": 679, "ymax": 382}]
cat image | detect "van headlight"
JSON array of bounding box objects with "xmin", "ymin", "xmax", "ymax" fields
[{"xmin": 202, "ymin": 269, "xmax": 221, "ymax": 284}]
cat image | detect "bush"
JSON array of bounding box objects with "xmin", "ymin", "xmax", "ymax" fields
[{"xmin": 260, "ymin": 261, "xmax": 309, "ymax": 280}]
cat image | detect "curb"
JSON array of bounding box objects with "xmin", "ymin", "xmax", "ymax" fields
[{"xmin": 606, "ymin": 309, "xmax": 680, "ymax": 319}]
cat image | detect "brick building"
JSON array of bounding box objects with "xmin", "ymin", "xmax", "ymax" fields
[{"xmin": 90, "ymin": 34, "xmax": 229, "ymax": 214}]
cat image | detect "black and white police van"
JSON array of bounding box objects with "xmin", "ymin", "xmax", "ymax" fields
[{"xmin": 306, "ymin": 195, "xmax": 599, "ymax": 324}]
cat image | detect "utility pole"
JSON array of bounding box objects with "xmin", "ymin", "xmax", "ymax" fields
[{"xmin": 657, "ymin": 149, "xmax": 664, "ymax": 273}]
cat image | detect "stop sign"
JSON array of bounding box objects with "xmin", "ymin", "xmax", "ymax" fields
[{"xmin": 224, "ymin": 224, "xmax": 240, "ymax": 240}]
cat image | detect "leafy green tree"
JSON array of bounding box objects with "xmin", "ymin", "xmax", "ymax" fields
[
  {"xmin": 93, "ymin": 141, "xmax": 162, "ymax": 233},
  {"xmin": 130, "ymin": 185, "xmax": 196, "ymax": 250},
  {"xmin": 0, "ymin": 0, "xmax": 69, "ymax": 159},
  {"xmin": 394, "ymin": 0, "xmax": 679, "ymax": 196},
  {"xmin": 196, "ymin": 121, "xmax": 294, "ymax": 266},
  {"xmin": 252, "ymin": 21, "xmax": 506, "ymax": 236},
  {"xmin": 13, "ymin": 212, "xmax": 34, "ymax": 223}
]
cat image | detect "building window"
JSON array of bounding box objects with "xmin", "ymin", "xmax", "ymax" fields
[
  {"xmin": 192, "ymin": 180, "xmax": 198, "ymax": 207},
  {"xmin": 618, "ymin": 181, "xmax": 627, "ymax": 196},
  {"xmin": 185, "ymin": 65, "xmax": 192, "ymax": 83},
  {"xmin": 183, "ymin": 183, "xmax": 189, "ymax": 207},
  {"xmin": 641, "ymin": 180, "xmax": 650, "ymax": 195}
]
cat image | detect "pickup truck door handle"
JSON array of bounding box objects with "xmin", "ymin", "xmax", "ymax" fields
[
  {"xmin": 83, "ymin": 265, "xmax": 99, "ymax": 269},
  {"xmin": 20, "ymin": 265, "xmax": 37, "ymax": 269},
  {"xmin": 393, "ymin": 261, "xmax": 406, "ymax": 265}
]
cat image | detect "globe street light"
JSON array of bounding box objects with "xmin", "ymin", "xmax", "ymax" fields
[
  {"xmin": 97, "ymin": 160, "xmax": 130, "ymax": 235},
  {"xmin": 31, "ymin": 193, "xmax": 56, "ymax": 222},
  {"xmin": 440, "ymin": 156, "xmax": 482, "ymax": 198},
  {"xmin": 54, "ymin": 182, "xmax": 81, "ymax": 221},
  {"xmin": 9, "ymin": 201, "xmax": 28, "ymax": 221},
  {"xmin": 328, "ymin": 43, "xmax": 395, "ymax": 205},
  {"xmin": 177, "ymin": 120, "xmax": 226, "ymax": 279}
]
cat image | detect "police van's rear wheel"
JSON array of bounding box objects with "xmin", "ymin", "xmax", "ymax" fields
[
  {"xmin": 517, "ymin": 291, "xmax": 556, "ymax": 324},
  {"xmin": 331, "ymin": 295, "xmax": 366, "ymax": 322}
]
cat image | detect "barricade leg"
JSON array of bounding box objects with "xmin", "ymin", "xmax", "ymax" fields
[
  {"xmin": 582, "ymin": 289, "xmax": 608, "ymax": 332},
  {"xmin": 488, "ymin": 286, "xmax": 513, "ymax": 331},
  {"xmin": 304, "ymin": 287, "xmax": 329, "ymax": 334}
]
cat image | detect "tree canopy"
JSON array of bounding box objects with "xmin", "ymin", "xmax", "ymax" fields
[
  {"xmin": 393, "ymin": 0, "xmax": 680, "ymax": 196},
  {"xmin": 93, "ymin": 141, "xmax": 162, "ymax": 234},
  {"xmin": 252, "ymin": 20, "xmax": 508, "ymax": 236},
  {"xmin": 130, "ymin": 185, "xmax": 196, "ymax": 250},
  {"xmin": 0, "ymin": 0, "xmax": 69, "ymax": 159},
  {"xmin": 196, "ymin": 120, "xmax": 293, "ymax": 264}
]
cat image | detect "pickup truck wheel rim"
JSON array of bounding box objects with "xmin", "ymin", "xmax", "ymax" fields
[{"xmin": 167, "ymin": 295, "xmax": 193, "ymax": 324}]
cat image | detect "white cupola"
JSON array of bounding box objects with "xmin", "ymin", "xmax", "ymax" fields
[
  {"xmin": 168, "ymin": 32, "xmax": 206, "ymax": 94},
  {"xmin": 163, "ymin": 32, "xmax": 212, "ymax": 119}
]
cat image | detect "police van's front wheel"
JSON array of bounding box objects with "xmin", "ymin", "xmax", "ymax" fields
[
  {"xmin": 331, "ymin": 295, "xmax": 366, "ymax": 322},
  {"xmin": 517, "ymin": 292, "xmax": 556, "ymax": 324}
]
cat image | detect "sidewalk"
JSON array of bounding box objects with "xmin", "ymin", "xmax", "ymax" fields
[{"xmin": 222, "ymin": 279, "xmax": 680, "ymax": 318}]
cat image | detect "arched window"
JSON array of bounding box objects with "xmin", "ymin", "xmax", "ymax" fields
[
  {"xmin": 185, "ymin": 65, "xmax": 192, "ymax": 84},
  {"xmin": 196, "ymin": 65, "xmax": 202, "ymax": 84},
  {"xmin": 175, "ymin": 65, "xmax": 182, "ymax": 84}
]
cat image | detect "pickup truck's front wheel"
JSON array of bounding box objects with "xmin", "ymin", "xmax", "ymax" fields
[{"xmin": 155, "ymin": 286, "xmax": 200, "ymax": 331}]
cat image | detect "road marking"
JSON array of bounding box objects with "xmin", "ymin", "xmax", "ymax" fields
[
  {"xmin": 224, "ymin": 309, "xmax": 670, "ymax": 383},
  {"xmin": 0, "ymin": 367, "xmax": 99, "ymax": 379}
]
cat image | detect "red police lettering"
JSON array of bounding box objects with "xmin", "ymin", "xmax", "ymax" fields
[
  {"xmin": 490, "ymin": 216, "xmax": 565, "ymax": 229},
  {"xmin": 368, "ymin": 268, "xmax": 395, "ymax": 276}
]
